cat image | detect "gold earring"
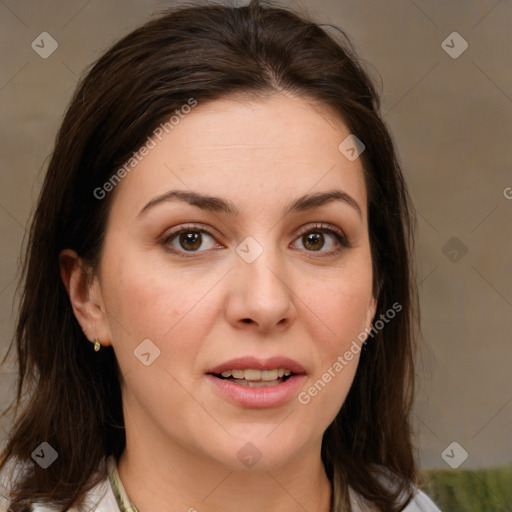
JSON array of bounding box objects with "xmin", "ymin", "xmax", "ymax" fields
[{"xmin": 94, "ymin": 338, "xmax": 102, "ymax": 352}]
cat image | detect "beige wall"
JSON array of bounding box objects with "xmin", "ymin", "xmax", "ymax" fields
[{"xmin": 1, "ymin": 0, "xmax": 511, "ymax": 471}]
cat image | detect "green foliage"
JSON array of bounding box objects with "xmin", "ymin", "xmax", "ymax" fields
[{"xmin": 419, "ymin": 466, "xmax": 512, "ymax": 512}]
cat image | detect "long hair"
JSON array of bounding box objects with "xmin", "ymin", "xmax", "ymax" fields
[{"xmin": 0, "ymin": 1, "xmax": 420, "ymax": 510}]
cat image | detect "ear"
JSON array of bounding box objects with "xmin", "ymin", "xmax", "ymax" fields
[
  {"xmin": 362, "ymin": 294, "xmax": 378, "ymax": 338},
  {"xmin": 59, "ymin": 249, "xmax": 111, "ymax": 346}
]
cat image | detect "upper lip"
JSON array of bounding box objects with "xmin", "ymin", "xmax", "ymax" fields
[{"xmin": 208, "ymin": 356, "xmax": 306, "ymax": 375}]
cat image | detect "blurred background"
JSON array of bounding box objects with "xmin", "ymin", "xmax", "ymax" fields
[{"xmin": 1, "ymin": 0, "xmax": 511, "ymax": 510}]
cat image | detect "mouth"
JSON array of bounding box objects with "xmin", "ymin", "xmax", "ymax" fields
[
  {"xmin": 210, "ymin": 368, "xmax": 296, "ymax": 387},
  {"xmin": 205, "ymin": 356, "xmax": 307, "ymax": 408}
]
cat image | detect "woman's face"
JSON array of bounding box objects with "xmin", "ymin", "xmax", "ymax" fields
[{"xmin": 90, "ymin": 93, "xmax": 377, "ymax": 469}]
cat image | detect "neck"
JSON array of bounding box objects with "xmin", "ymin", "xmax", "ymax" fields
[{"xmin": 117, "ymin": 421, "xmax": 333, "ymax": 512}]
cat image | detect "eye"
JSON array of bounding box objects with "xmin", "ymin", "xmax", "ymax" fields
[
  {"xmin": 291, "ymin": 223, "xmax": 350, "ymax": 257},
  {"xmin": 161, "ymin": 222, "xmax": 351, "ymax": 259},
  {"xmin": 161, "ymin": 224, "xmax": 221, "ymax": 257}
]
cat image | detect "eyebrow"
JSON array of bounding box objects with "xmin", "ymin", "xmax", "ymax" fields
[{"xmin": 137, "ymin": 188, "xmax": 362, "ymax": 219}]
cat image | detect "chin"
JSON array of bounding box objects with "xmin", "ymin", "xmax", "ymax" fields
[{"xmin": 195, "ymin": 429, "xmax": 312, "ymax": 471}]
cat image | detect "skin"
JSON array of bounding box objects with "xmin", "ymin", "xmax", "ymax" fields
[{"xmin": 60, "ymin": 92, "xmax": 377, "ymax": 512}]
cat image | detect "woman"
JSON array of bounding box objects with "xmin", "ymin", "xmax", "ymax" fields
[{"xmin": 0, "ymin": 1, "xmax": 442, "ymax": 511}]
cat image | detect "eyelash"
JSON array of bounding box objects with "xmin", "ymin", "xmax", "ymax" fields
[{"xmin": 161, "ymin": 223, "xmax": 351, "ymax": 259}]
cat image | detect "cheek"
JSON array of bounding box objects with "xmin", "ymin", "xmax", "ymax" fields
[
  {"xmin": 307, "ymin": 271, "xmax": 373, "ymax": 348},
  {"xmin": 296, "ymin": 267, "xmax": 371, "ymax": 416},
  {"xmin": 101, "ymin": 244, "xmax": 189, "ymax": 334},
  {"xmin": 100, "ymin": 245, "xmax": 220, "ymax": 373},
  {"xmin": 107, "ymin": 271, "xmax": 180, "ymax": 337},
  {"xmin": 299, "ymin": 280, "xmax": 368, "ymax": 422},
  {"xmin": 98, "ymin": 249, "xmax": 185, "ymax": 375}
]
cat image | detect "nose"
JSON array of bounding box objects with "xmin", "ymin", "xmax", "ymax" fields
[{"xmin": 224, "ymin": 241, "xmax": 297, "ymax": 335}]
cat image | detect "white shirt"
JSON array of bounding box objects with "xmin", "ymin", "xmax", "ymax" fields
[
  {"xmin": 1, "ymin": 456, "xmax": 442, "ymax": 512},
  {"xmin": 28, "ymin": 479, "xmax": 442, "ymax": 511}
]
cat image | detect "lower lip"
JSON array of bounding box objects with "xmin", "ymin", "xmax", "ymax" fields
[{"xmin": 205, "ymin": 374, "xmax": 307, "ymax": 408}]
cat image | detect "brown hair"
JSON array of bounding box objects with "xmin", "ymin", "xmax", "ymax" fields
[{"xmin": 0, "ymin": 1, "xmax": 421, "ymax": 510}]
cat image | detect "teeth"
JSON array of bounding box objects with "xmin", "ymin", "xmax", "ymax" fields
[
  {"xmin": 218, "ymin": 369, "xmax": 293, "ymax": 381},
  {"xmin": 261, "ymin": 369, "xmax": 278, "ymax": 380},
  {"xmin": 240, "ymin": 379, "xmax": 281, "ymax": 387},
  {"xmin": 245, "ymin": 369, "xmax": 263, "ymax": 380}
]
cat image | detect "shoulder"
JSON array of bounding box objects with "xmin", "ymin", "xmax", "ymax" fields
[
  {"xmin": 30, "ymin": 476, "xmax": 118, "ymax": 511},
  {"xmin": 348, "ymin": 466, "xmax": 442, "ymax": 512},
  {"xmin": 404, "ymin": 487, "xmax": 442, "ymax": 512},
  {"xmin": 0, "ymin": 457, "xmax": 117, "ymax": 512},
  {"xmin": 29, "ymin": 476, "xmax": 118, "ymax": 512},
  {"xmin": 349, "ymin": 485, "xmax": 441, "ymax": 512}
]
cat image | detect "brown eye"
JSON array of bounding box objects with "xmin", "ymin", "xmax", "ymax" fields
[
  {"xmin": 292, "ymin": 224, "xmax": 350, "ymax": 257},
  {"xmin": 162, "ymin": 226, "xmax": 219, "ymax": 257},
  {"xmin": 302, "ymin": 232, "xmax": 325, "ymax": 251},
  {"xmin": 161, "ymin": 223, "xmax": 350, "ymax": 259},
  {"xmin": 178, "ymin": 231, "xmax": 203, "ymax": 251}
]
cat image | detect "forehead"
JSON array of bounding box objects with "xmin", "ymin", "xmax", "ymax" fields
[{"xmin": 108, "ymin": 93, "xmax": 368, "ymax": 220}]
